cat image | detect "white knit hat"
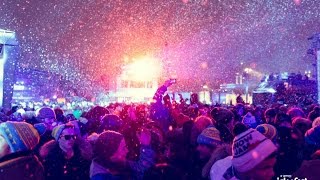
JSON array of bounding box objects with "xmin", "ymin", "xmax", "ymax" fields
[{"xmin": 232, "ymin": 128, "xmax": 277, "ymax": 172}]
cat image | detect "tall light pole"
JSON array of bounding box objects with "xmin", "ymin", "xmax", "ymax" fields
[{"xmin": 308, "ymin": 33, "xmax": 320, "ymax": 104}]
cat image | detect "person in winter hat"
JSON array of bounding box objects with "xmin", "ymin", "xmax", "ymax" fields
[
  {"xmin": 40, "ymin": 122, "xmax": 92, "ymax": 180},
  {"xmin": 210, "ymin": 107, "xmax": 234, "ymax": 143},
  {"xmin": 93, "ymin": 131, "xmax": 127, "ymax": 162},
  {"xmin": 197, "ymin": 127, "xmax": 222, "ymax": 160},
  {"xmin": 36, "ymin": 107, "xmax": 57, "ymax": 131},
  {"xmin": 190, "ymin": 127, "xmax": 224, "ymax": 180},
  {"xmin": 91, "ymin": 131, "xmax": 129, "ymax": 179},
  {"xmin": 0, "ymin": 121, "xmax": 46, "ymax": 157},
  {"xmin": 194, "ymin": 116, "xmax": 213, "ymax": 132},
  {"xmin": 190, "ymin": 115, "xmax": 213, "ymax": 145},
  {"xmin": 35, "ymin": 107, "xmax": 58, "ymax": 151},
  {"xmin": 91, "ymin": 129, "xmax": 155, "ymax": 180},
  {"xmin": 36, "ymin": 107, "xmax": 56, "ymax": 120},
  {"xmin": 208, "ymin": 123, "xmax": 246, "ymax": 180},
  {"xmin": 0, "ymin": 121, "xmax": 46, "ymax": 180},
  {"xmin": 232, "ymin": 128, "xmax": 277, "ymax": 179},
  {"xmin": 210, "ymin": 126, "xmax": 277, "ymax": 180}
]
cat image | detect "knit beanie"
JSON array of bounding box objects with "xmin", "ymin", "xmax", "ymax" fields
[
  {"xmin": 197, "ymin": 127, "xmax": 222, "ymax": 147},
  {"xmin": 36, "ymin": 107, "xmax": 56, "ymax": 120},
  {"xmin": 51, "ymin": 123, "xmax": 75, "ymax": 141},
  {"xmin": 194, "ymin": 115, "xmax": 213, "ymax": 131},
  {"xmin": 94, "ymin": 131, "xmax": 124, "ymax": 160},
  {"xmin": 232, "ymin": 128, "xmax": 277, "ymax": 172},
  {"xmin": 305, "ymin": 125, "xmax": 320, "ymax": 147},
  {"xmin": 98, "ymin": 114, "xmax": 123, "ymax": 133},
  {"xmin": 256, "ymin": 124, "xmax": 277, "ymax": 141},
  {"xmin": 242, "ymin": 112, "xmax": 258, "ymax": 128},
  {"xmin": 0, "ymin": 122, "xmax": 46, "ymax": 153}
]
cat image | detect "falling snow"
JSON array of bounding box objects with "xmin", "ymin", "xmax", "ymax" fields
[{"xmin": 1, "ymin": 0, "xmax": 320, "ymax": 91}]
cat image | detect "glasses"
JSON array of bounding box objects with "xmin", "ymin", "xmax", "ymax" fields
[{"xmin": 60, "ymin": 135, "xmax": 77, "ymax": 140}]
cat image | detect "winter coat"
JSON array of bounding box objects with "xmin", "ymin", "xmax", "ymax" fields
[
  {"xmin": 40, "ymin": 140, "xmax": 92, "ymax": 180},
  {"xmin": 0, "ymin": 151, "xmax": 44, "ymax": 180}
]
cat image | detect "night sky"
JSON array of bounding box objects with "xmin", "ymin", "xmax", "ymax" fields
[{"xmin": 1, "ymin": 0, "xmax": 320, "ymax": 89}]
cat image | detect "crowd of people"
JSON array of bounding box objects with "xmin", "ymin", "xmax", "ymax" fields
[{"xmin": 0, "ymin": 80, "xmax": 320, "ymax": 180}]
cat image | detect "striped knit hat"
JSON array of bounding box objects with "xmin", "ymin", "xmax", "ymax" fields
[
  {"xmin": 197, "ymin": 126, "xmax": 222, "ymax": 147},
  {"xmin": 256, "ymin": 124, "xmax": 277, "ymax": 141},
  {"xmin": 0, "ymin": 122, "xmax": 46, "ymax": 153},
  {"xmin": 51, "ymin": 122, "xmax": 75, "ymax": 141},
  {"xmin": 232, "ymin": 128, "xmax": 277, "ymax": 172}
]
